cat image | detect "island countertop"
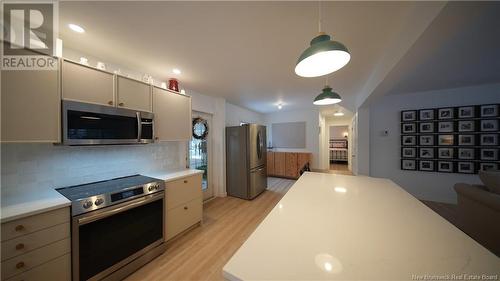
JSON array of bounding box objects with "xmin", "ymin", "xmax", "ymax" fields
[{"xmin": 223, "ymin": 172, "xmax": 500, "ymax": 280}]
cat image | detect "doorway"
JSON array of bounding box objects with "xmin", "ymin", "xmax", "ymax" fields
[
  {"xmin": 189, "ymin": 111, "xmax": 214, "ymax": 200},
  {"xmin": 328, "ymin": 125, "xmax": 350, "ymax": 173}
]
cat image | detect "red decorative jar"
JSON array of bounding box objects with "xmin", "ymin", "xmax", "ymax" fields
[{"xmin": 168, "ymin": 79, "xmax": 179, "ymax": 92}]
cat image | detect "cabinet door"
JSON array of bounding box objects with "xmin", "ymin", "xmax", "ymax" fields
[
  {"xmin": 1, "ymin": 70, "xmax": 60, "ymax": 142},
  {"xmin": 267, "ymin": 152, "xmax": 275, "ymax": 175},
  {"xmin": 274, "ymin": 152, "xmax": 286, "ymax": 177},
  {"xmin": 153, "ymin": 87, "xmax": 191, "ymax": 141},
  {"xmin": 297, "ymin": 153, "xmax": 311, "ymax": 171},
  {"xmin": 62, "ymin": 60, "xmax": 114, "ymax": 106},
  {"xmin": 285, "ymin": 153, "xmax": 298, "ymax": 178},
  {"xmin": 116, "ymin": 76, "xmax": 151, "ymax": 112}
]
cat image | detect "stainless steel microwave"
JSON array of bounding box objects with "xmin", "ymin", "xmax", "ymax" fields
[{"xmin": 62, "ymin": 100, "xmax": 154, "ymax": 145}]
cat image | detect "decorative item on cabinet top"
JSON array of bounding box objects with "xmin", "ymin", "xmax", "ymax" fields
[{"xmin": 400, "ymin": 103, "xmax": 500, "ymax": 174}]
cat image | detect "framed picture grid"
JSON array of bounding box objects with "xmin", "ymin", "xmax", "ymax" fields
[{"xmin": 401, "ymin": 103, "xmax": 499, "ymax": 174}]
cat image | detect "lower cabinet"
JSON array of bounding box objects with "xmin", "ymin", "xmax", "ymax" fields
[
  {"xmin": 1, "ymin": 207, "xmax": 71, "ymax": 281},
  {"xmin": 165, "ymin": 174, "xmax": 203, "ymax": 241},
  {"xmin": 267, "ymin": 152, "xmax": 312, "ymax": 180}
]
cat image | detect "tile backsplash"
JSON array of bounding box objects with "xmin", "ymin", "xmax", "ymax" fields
[{"xmin": 1, "ymin": 142, "xmax": 186, "ymax": 195}]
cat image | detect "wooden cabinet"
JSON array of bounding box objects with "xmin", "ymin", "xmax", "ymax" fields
[
  {"xmin": 285, "ymin": 153, "xmax": 298, "ymax": 178},
  {"xmin": 1, "ymin": 207, "xmax": 71, "ymax": 281},
  {"xmin": 153, "ymin": 87, "xmax": 192, "ymax": 141},
  {"xmin": 116, "ymin": 76, "xmax": 152, "ymax": 112},
  {"xmin": 274, "ymin": 152, "xmax": 286, "ymax": 177},
  {"xmin": 267, "ymin": 152, "xmax": 275, "ymax": 175},
  {"xmin": 62, "ymin": 59, "xmax": 115, "ymax": 106},
  {"xmin": 267, "ymin": 152, "xmax": 311, "ymax": 180},
  {"xmin": 165, "ymin": 174, "xmax": 203, "ymax": 241},
  {"xmin": 1, "ymin": 69, "xmax": 60, "ymax": 142}
]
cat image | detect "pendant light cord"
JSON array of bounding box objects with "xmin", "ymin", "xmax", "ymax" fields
[{"xmin": 318, "ymin": 1, "xmax": 322, "ymax": 33}]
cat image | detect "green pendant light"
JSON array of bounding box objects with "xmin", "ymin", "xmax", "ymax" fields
[
  {"xmin": 295, "ymin": 2, "xmax": 350, "ymax": 78},
  {"xmin": 313, "ymin": 85, "xmax": 342, "ymax": 105}
]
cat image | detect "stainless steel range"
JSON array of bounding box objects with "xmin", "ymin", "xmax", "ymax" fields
[{"xmin": 56, "ymin": 175, "xmax": 166, "ymax": 281}]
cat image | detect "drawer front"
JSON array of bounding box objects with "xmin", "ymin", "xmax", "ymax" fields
[
  {"xmin": 1, "ymin": 222, "xmax": 70, "ymax": 261},
  {"xmin": 1, "ymin": 238, "xmax": 70, "ymax": 280},
  {"xmin": 4, "ymin": 254, "xmax": 70, "ymax": 281},
  {"xmin": 166, "ymin": 175, "xmax": 202, "ymax": 210},
  {"xmin": 1, "ymin": 207, "xmax": 70, "ymax": 241},
  {"xmin": 166, "ymin": 197, "xmax": 202, "ymax": 241}
]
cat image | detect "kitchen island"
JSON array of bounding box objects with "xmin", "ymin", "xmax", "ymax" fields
[{"xmin": 223, "ymin": 172, "xmax": 500, "ymax": 280}]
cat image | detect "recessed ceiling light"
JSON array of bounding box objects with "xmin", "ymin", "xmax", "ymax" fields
[
  {"xmin": 278, "ymin": 103, "xmax": 283, "ymax": 110},
  {"xmin": 333, "ymin": 111, "xmax": 344, "ymax": 116},
  {"xmin": 68, "ymin": 23, "xmax": 85, "ymax": 33},
  {"xmin": 172, "ymin": 68, "xmax": 181, "ymax": 75}
]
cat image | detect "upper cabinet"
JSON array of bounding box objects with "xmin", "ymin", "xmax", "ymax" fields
[
  {"xmin": 153, "ymin": 87, "xmax": 192, "ymax": 141},
  {"xmin": 61, "ymin": 60, "xmax": 114, "ymax": 106},
  {"xmin": 116, "ymin": 76, "xmax": 152, "ymax": 112},
  {"xmin": 1, "ymin": 69, "xmax": 60, "ymax": 143}
]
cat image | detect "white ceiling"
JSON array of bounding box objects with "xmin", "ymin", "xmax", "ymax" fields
[
  {"xmin": 59, "ymin": 1, "xmax": 444, "ymax": 114},
  {"xmin": 367, "ymin": 1, "xmax": 500, "ymax": 102}
]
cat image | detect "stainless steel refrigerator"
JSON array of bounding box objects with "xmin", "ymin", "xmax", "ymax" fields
[{"xmin": 226, "ymin": 124, "xmax": 267, "ymax": 200}]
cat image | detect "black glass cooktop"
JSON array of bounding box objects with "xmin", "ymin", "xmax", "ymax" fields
[{"xmin": 56, "ymin": 175, "xmax": 161, "ymax": 201}]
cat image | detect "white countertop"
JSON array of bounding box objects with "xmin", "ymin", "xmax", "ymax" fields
[
  {"xmin": 0, "ymin": 169, "xmax": 203, "ymax": 224},
  {"xmin": 1, "ymin": 187, "xmax": 70, "ymax": 223},
  {"xmin": 144, "ymin": 169, "xmax": 203, "ymax": 182},
  {"xmin": 223, "ymin": 172, "xmax": 500, "ymax": 280}
]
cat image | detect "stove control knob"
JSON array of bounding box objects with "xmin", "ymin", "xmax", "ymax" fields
[
  {"xmin": 95, "ymin": 198, "xmax": 104, "ymax": 206},
  {"xmin": 148, "ymin": 186, "xmax": 154, "ymax": 192},
  {"xmin": 82, "ymin": 200, "xmax": 93, "ymax": 209}
]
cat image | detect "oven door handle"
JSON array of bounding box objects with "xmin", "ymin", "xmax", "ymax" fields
[{"xmin": 77, "ymin": 192, "xmax": 163, "ymax": 225}]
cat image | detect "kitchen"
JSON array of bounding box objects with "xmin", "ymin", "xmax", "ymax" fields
[{"xmin": 2, "ymin": 1, "xmax": 500, "ymax": 281}]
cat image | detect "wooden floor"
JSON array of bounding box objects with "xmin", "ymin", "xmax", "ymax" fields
[
  {"xmin": 126, "ymin": 177, "xmax": 295, "ymax": 281},
  {"xmin": 327, "ymin": 162, "xmax": 353, "ymax": 175}
]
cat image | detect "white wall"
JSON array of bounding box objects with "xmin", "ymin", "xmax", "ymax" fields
[
  {"xmin": 264, "ymin": 108, "xmax": 321, "ymax": 169},
  {"xmin": 330, "ymin": 125, "xmax": 349, "ymax": 139},
  {"xmin": 225, "ymin": 102, "xmax": 265, "ymax": 126},
  {"xmin": 369, "ymin": 83, "xmax": 500, "ymax": 203}
]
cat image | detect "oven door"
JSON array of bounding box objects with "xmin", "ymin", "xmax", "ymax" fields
[{"xmin": 72, "ymin": 192, "xmax": 164, "ymax": 281}]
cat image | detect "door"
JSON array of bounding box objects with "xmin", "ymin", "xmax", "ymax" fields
[
  {"xmin": 62, "ymin": 60, "xmax": 115, "ymax": 106},
  {"xmin": 153, "ymin": 87, "xmax": 192, "ymax": 141},
  {"xmin": 116, "ymin": 76, "xmax": 152, "ymax": 112},
  {"xmin": 248, "ymin": 124, "xmax": 266, "ymax": 170},
  {"xmin": 189, "ymin": 112, "xmax": 213, "ymax": 200}
]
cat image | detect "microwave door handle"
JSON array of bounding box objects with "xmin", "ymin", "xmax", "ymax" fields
[{"xmin": 136, "ymin": 112, "xmax": 142, "ymax": 142}]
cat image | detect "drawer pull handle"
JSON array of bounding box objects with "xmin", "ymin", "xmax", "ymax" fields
[
  {"xmin": 119, "ymin": 102, "xmax": 124, "ymax": 106},
  {"xmin": 16, "ymin": 262, "xmax": 25, "ymax": 269},
  {"xmin": 184, "ymin": 206, "xmax": 188, "ymax": 210},
  {"xmin": 15, "ymin": 225, "xmax": 24, "ymax": 232},
  {"xmin": 16, "ymin": 243, "xmax": 25, "ymax": 250},
  {"xmin": 184, "ymin": 180, "xmax": 188, "ymax": 183}
]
